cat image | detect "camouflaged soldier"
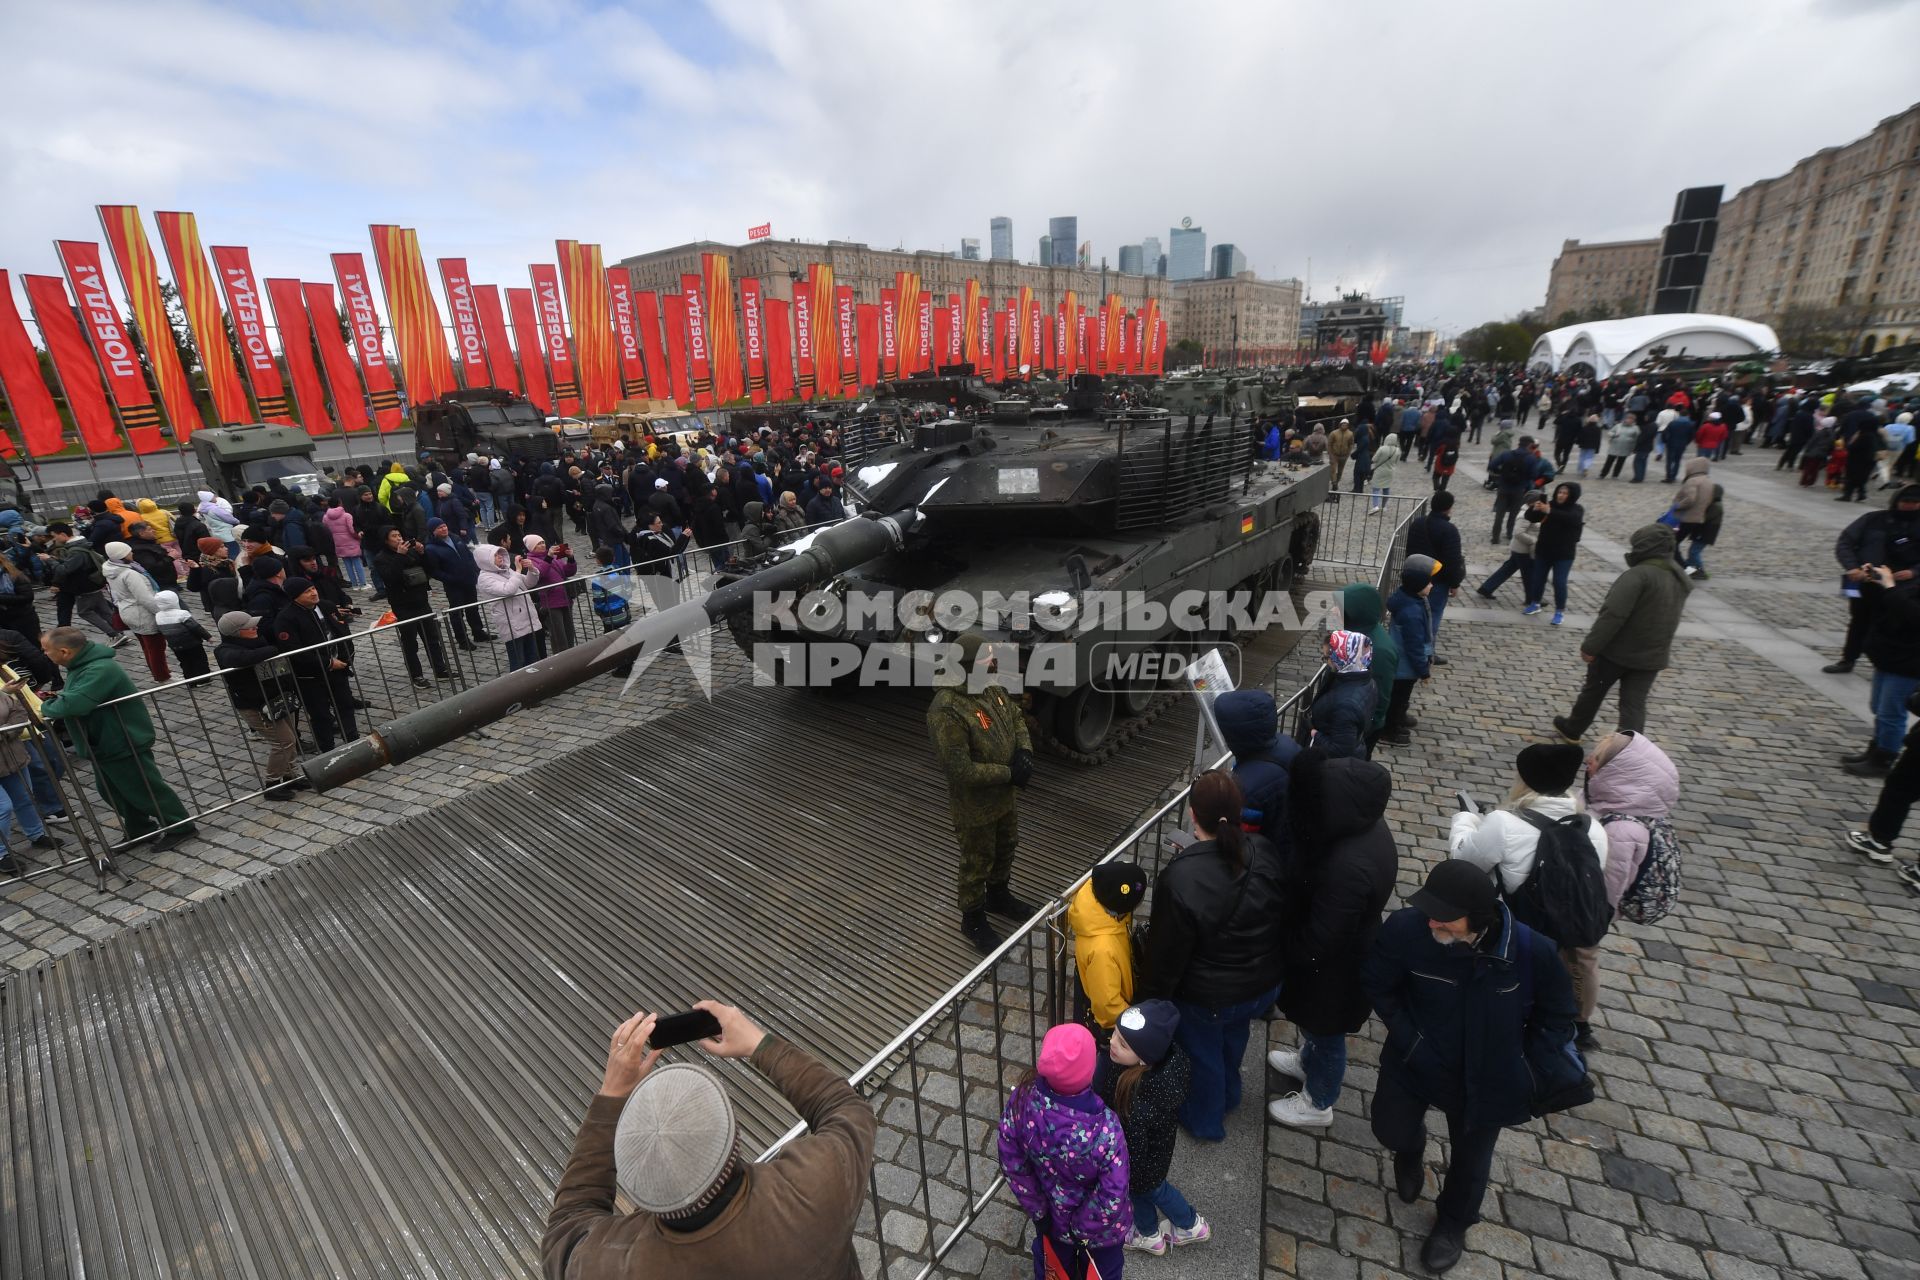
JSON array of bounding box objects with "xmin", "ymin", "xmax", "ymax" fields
[{"xmin": 927, "ymin": 632, "xmax": 1042, "ymax": 953}]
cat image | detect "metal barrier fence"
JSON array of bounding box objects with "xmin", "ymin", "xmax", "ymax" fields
[
  {"xmin": 755, "ymin": 494, "xmax": 1430, "ymax": 1279},
  {"xmin": 1305, "ymin": 490, "xmax": 1430, "ymax": 580},
  {"xmin": 755, "ymin": 658, "xmax": 1323, "ymax": 1280},
  {"xmin": 0, "ymin": 519, "xmax": 837, "ymax": 890}
]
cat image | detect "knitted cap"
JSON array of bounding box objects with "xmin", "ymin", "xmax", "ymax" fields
[
  {"xmin": 104, "ymin": 541, "xmax": 132, "ymax": 561},
  {"xmin": 1115, "ymin": 1000, "xmax": 1180, "ymax": 1067},
  {"xmin": 283, "ymin": 576, "xmax": 315, "ymax": 598},
  {"xmin": 615, "ymin": 1062, "xmax": 738, "ymax": 1215},
  {"xmin": 1090, "ymin": 860, "xmax": 1146, "ymax": 915},
  {"xmin": 1037, "ymin": 1023, "xmax": 1097, "ymax": 1095}
]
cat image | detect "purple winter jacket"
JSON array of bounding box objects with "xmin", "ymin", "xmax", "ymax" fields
[
  {"xmin": 996, "ymin": 1080, "xmax": 1130, "ymax": 1248},
  {"xmin": 527, "ymin": 549, "xmax": 576, "ymax": 609}
]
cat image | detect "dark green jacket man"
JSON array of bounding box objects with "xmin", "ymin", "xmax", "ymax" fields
[
  {"xmin": 1583, "ymin": 526, "xmax": 1692, "ymax": 670},
  {"xmin": 40, "ymin": 641, "xmax": 149, "ymax": 760}
]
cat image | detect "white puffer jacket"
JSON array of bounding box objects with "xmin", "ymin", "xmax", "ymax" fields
[{"xmin": 1448, "ymin": 791, "xmax": 1609, "ymax": 895}]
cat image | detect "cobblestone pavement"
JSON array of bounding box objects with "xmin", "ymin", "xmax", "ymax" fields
[{"xmin": 1252, "ymin": 445, "xmax": 1919, "ymax": 1280}]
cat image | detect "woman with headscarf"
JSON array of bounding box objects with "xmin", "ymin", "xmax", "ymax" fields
[{"xmin": 1305, "ymin": 630, "xmax": 1378, "ymax": 759}]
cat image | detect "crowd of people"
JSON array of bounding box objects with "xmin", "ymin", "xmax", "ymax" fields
[{"xmin": 0, "ymin": 417, "xmax": 862, "ymax": 865}]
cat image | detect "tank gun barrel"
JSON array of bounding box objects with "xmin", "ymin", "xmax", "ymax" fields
[{"xmin": 298, "ymin": 508, "xmax": 919, "ymax": 792}]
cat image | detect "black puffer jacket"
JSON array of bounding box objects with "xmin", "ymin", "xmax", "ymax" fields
[
  {"xmin": 1306, "ymin": 672, "xmax": 1377, "ymax": 759},
  {"xmin": 1533, "ymin": 481, "xmax": 1585, "ymax": 562},
  {"xmin": 1279, "ymin": 752, "xmax": 1398, "ymax": 1035},
  {"xmin": 1140, "ymin": 833, "xmax": 1285, "ymax": 1008},
  {"xmin": 1094, "ymin": 1043, "xmax": 1191, "ymax": 1194}
]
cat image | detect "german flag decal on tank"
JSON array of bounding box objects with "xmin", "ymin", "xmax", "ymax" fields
[{"xmin": 1241, "ymin": 513, "xmax": 1256, "ymax": 534}]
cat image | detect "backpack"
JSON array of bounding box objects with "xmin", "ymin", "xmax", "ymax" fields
[
  {"xmin": 54, "ymin": 546, "xmax": 106, "ymax": 592},
  {"xmin": 1497, "ymin": 452, "xmax": 1529, "ymax": 486},
  {"xmin": 1506, "ymin": 810, "xmax": 1613, "ymax": 949},
  {"xmin": 1604, "ymin": 814, "xmax": 1683, "ymax": 925}
]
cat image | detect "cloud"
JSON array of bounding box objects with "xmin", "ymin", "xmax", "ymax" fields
[{"xmin": 4, "ymin": 0, "xmax": 1919, "ymax": 337}]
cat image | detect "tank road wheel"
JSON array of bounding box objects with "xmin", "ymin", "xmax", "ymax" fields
[
  {"xmin": 1056, "ymin": 685, "xmax": 1116, "ymax": 755},
  {"xmin": 1117, "ymin": 683, "xmax": 1157, "ymax": 717},
  {"xmin": 1290, "ymin": 511, "xmax": 1321, "ymax": 576},
  {"xmin": 1272, "ymin": 555, "xmax": 1297, "ymax": 595}
]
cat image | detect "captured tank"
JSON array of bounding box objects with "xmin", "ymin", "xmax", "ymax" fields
[
  {"xmin": 728, "ymin": 410, "xmax": 1328, "ymax": 759},
  {"xmin": 297, "ymin": 408, "xmax": 1327, "ymax": 792}
]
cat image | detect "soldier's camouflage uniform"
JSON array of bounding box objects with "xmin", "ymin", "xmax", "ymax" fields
[{"xmin": 926, "ymin": 683, "xmax": 1031, "ymax": 911}]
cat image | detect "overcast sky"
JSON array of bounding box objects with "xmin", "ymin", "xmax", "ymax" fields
[{"xmin": 4, "ymin": 0, "xmax": 1919, "ymax": 343}]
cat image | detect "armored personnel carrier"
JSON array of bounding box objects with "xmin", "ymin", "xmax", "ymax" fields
[
  {"xmin": 415, "ymin": 387, "xmax": 560, "ymax": 468},
  {"xmin": 726, "ymin": 412, "xmax": 1328, "ymax": 758}
]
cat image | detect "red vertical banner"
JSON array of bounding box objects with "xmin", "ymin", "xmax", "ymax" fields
[
  {"xmin": 556, "ymin": 240, "xmax": 617, "ymax": 414},
  {"xmin": 703, "ymin": 253, "xmax": 741, "ymax": 404},
  {"xmin": 764, "ymin": 298, "xmax": 794, "ymax": 403},
  {"xmin": 23, "ymin": 274, "xmax": 124, "ymax": 453},
  {"xmin": 915, "ymin": 294, "xmax": 932, "ymax": 376},
  {"xmin": 263, "ymin": 278, "xmax": 334, "ymax": 434},
  {"xmin": 1106, "ymin": 294, "xmax": 1124, "ymax": 372},
  {"xmin": 507, "ymin": 287, "xmax": 552, "ymax": 413},
  {"xmin": 1027, "ymin": 299, "xmax": 1042, "ymax": 375},
  {"xmin": 633, "ymin": 290, "xmax": 670, "ymax": 400},
  {"xmin": 947, "ymin": 294, "xmax": 962, "ymax": 366},
  {"xmin": 302, "ymin": 282, "xmax": 370, "ymax": 433},
  {"xmin": 369, "ymin": 225, "xmax": 456, "ymax": 404},
  {"xmin": 856, "ymin": 302, "xmax": 880, "ymax": 390},
  {"xmin": 0, "ymin": 271, "xmax": 64, "ymax": 455},
  {"xmin": 879, "ymin": 287, "xmax": 898, "ymax": 378},
  {"xmin": 1095, "ymin": 305, "xmax": 1109, "ymax": 374},
  {"xmin": 792, "ymin": 282, "xmax": 815, "ymax": 401},
  {"xmin": 56, "ymin": 240, "xmax": 167, "ymax": 451},
  {"xmin": 680, "ymin": 273, "xmax": 714, "ymax": 409},
  {"xmin": 1015, "ymin": 286, "xmax": 1034, "ymax": 371},
  {"xmin": 1056, "ymin": 302, "xmax": 1070, "ymax": 372},
  {"xmin": 1002, "ymin": 300, "xmax": 1018, "ymax": 379},
  {"xmin": 473, "ymin": 284, "xmax": 521, "ymax": 395},
  {"xmin": 976, "ymin": 296, "xmax": 992, "ymax": 374},
  {"xmin": 437, "ymin": 258, "xmax": 492, "ymax": 389},
  {"xmin": 97, "ymin": 205, "xmax": 202, "ymax": 439},
  {"xmin": 932, "ymin": 303, "xmax": 950, "ymax": 376},
  {"xmin": 606, "ymin": 270, "xmax": 648, "ymax": 400},
  {"xmin": 1139, "ymin": 299, "xmax": 1161, "ymax": 376},
  {"xmin": 529, "ymin": 263, "xmax": 580, "ymax": 416},
  {"xmin": 1043, "ymin": 317, "xmax": 1055, "ymax": 373},
  {"xmin": 660, "ymin": 290, "xmax": 693, "ymax": 407},
  {"xmin": 213, "ymin": 245, "xmax": 294, "ymax": 425},
  {"xmin": 962, "ymin": 279, "xmax": 982, "ymax": 365},
  {"xmin": 990, "ymin": 310, "xmax": 1007, "ymax": 382},
  {"xmin": 893, "ymin": 272, "xmax": 920, "ymax": 376},
  {"xmin": 806, "ymin": 264, "xmax": 837, "ymax": 393},
  {"xmin": 154, "ymin": 211, "xmax": 250, "ymax": 425},
  {"xmin": 328, "ymin": 252, "xmax": 402, "ymax": 429},
  {"xmin": 836, "ymin": 285, "xmax": 857, "ymax": 396},
  {"xmin": 740, "ymin": 278, "xmax": 768, "ymax": 405}
]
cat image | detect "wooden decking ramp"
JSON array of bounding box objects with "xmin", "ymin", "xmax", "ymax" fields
[{"xmin": 1, "ymin": 624, "xmax": 1316, "ymax": 1280}]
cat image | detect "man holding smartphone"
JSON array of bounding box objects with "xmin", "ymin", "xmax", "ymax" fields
[{"xmin": 542, "ymin": 1001, "xmax": 876, "ymax": 1279}]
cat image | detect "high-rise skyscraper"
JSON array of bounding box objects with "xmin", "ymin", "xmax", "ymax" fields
[
  {"xmin": 1140, "ymin": 236, "xmax": 1162, "ymax": 277},
  {"xmin": 1169, "ymin": 226, "xmax": 1207, "ymax": 281},
  {"xmin": 1211, "ymin": 243, "xmax": 1247, "ymax": 279},
  {"xmin": 1038, "ymin": 235, "xmax": 1052, "ymax": 265},
  {"xmin": 959, "ymin": 238, "xmax": 980, "ymax": 261},
  {"xmin": 990, "ymin": 217, "xmax": 1013, "ymax": 261},
  {"xmin": 1118, "ymin": 244, "xmax": 1144, "ymax": 275},
  {"xmin": 1048, "ymin": 216, "xmax": 1078, "ymax": 267}
]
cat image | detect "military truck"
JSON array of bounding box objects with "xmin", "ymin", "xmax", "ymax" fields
[
  {"xmin": 414, "ymin": 388, "xmax": 560, "ymax": 469},
  {"xmin": 190, "ymin": 423, "xmax": 323, "ymax": 501}
]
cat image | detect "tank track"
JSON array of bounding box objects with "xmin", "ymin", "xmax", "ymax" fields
[{"xmin": 1024, "ymin": 685, "xmax": 1179, "ymax": 766}]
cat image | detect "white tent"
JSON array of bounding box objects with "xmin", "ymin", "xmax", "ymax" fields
[{"xmin": 1526, "ymin": 314, "xmax": 1780, "ymax": 378}]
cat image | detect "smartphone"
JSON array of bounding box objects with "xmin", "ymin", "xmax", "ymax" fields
[
  {"xmin": 649, "ymin": 1009, "xmax": 722, "ymax": 1050},
  {"xmin": 1455, "ymin": 789, "xmax": 1480, "ymax": 814}
]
